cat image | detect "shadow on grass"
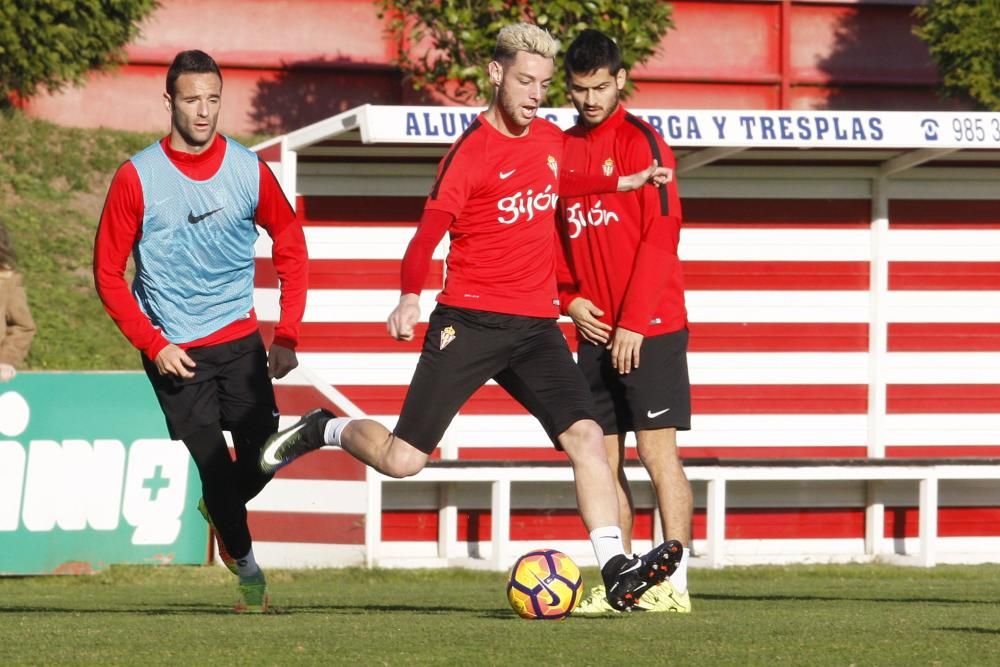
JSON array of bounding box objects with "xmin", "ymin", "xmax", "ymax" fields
[
  {"xmin": 0, "ymin": 605, "xmax": 234, "ymax": 615},
  {"xmin": 697, "ymin": 592, "xmax": 997, "ymax": 606},
  {"xmin": 4, "ymin": 598, "xmax": 995, "ymax": 618},
  {"xmin": 936, "ymin": 627, "xmax": 1000, "ymax": 636},
  {"xmin": 266, "ymin": 603, "xmax": 515, "ymax": 619},
  {"xmin": 0, "ymin": 602, "xmax": 515, "ymax": 618}
]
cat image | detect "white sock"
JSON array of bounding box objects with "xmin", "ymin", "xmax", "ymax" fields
[
  {"xmin": 589, "ymin": 526, "xmax": 626, "ymax": 571},
  {"xmin": 235, "ymin": 548, "xmax": 261, "ymax": 579},
  {"xmin": 323, "ymin": 417, "xmax": 354, "ymax": 446},
  {"xmin": 671, "ymin": 547, "xmax": 690, "ymax": 593}
]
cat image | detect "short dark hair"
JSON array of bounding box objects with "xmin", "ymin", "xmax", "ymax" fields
[
  {"xmin": 564, "ymin": 29, "xmax": 623, "ymax": 78},
  {"xmin": 166, "ymin": 50, "xmax": 222, "ymax": 97}
]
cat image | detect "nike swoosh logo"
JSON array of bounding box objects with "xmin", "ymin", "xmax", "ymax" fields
[
  {"xmin": 531, "ymin": 571, "xmax": 561, "ymax": 606},
  {"xmin": 261, "ymin": 423, "xmax": 307, "ymax": 466},
  {"xmin": 187, "ymin": 207, "xmax": 224, "ymax": 224},
  {"xmin": 620, "ymin": 559, "xmax": 642, "ymax": 575},
  {"xmin": 610, "ymin": 572, "xmax": 649, "ymax": 596},
  {"xmin": 499, "ymin": 169, "xmax": 516, "ymax": 179},
  {"xmin": 647, "ymin": 408, "xmax": 671, "ymax": 418}
]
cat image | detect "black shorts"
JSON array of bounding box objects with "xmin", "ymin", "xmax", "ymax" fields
[
  {"xmin": 394, "ymin": 304, "xmax": 597, "ymax": 454},
  {"xmin": 577, "ymin": 328, "xmax": 692, "ymax": 435},
  {"xmin": 142, "ymin": 331, "xmax": 278, "ymax": 441}
]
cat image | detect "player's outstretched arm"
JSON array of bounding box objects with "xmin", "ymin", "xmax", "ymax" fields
[
  {"xmin": 391, "ymin": 209, "xmax": 452, "ymax": 342},
  {"xmin": 94, "ymin": 161, "xmax": 171, "ymax": 360},
  {"xmin": 617, "ymin": 160, "xmax": 673, "ymax": 192}
]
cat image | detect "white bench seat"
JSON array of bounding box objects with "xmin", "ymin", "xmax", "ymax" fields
[{"xmin": 368, "ymin": 458, "xmax": 1000, "ymax": 569}]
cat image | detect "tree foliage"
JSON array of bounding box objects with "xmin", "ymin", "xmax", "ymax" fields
[
  {"xmin": 377, "ymin": 0, "xmax": 674, "ymax": 107},
  {"xmin": 0, "ymin": 0, "xmax": 158, "ymax": 101},
  {"xmin": 913, "ymin": 0, "xmax": 1000, "ymax": 110}
]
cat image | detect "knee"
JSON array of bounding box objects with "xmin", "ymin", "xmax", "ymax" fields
[
  {"xmin": 378, "ymin": 436, "xmax": 428, "ymax": 479},
  {"xmin": 636, "ymin": 439, "xmax": 690, "ymax": 489},
  {"xmin": 559, "ymin": 420, "xmax": 605, "ymax": 457},
  {"xmin": 636, "ymin": 444, "xmax": 659, "ymax": 470},
  {"xmin": 184, "ymin": 434, "xmax": 234, "ymax": 481},
  {"xmin": 380, "ymin": 460, "xmax": 423, "ymax": 479},
  {"xmin": 636, "ymin": 431, "xmax": 679, "ymax": 465}
]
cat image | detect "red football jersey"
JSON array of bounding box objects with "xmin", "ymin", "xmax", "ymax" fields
[
  {"xmin": 558, "ymin": 104, "xmax": 687, "ymax": 337},
  {"xmin": 424, "ymin": 115, "xmax": 566, "ymax": 318}
]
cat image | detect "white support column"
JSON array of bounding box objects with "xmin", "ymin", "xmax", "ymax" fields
[
  {"xmin": 438, "ymin": 425, "xmax": 458, "ymax": 460},
  {"xmin": 918, "ymin": 476, "xmax": 939, "ymax": 568},
  {"xmin": 438, "ymin": 483, "xmax": 459, "ymax": 559},
  {"xmin": 490, "ymin": 479, "xmax": 512, "ymax": 570},
  {"xmin": 365, "ymin": 470, "xmax": 383, "ymax": 568},
  {"xmin": 867, "ymin": 177, "xmax": 889, "ymax": 459},
  {"xmin": 279, "ymin": 137, "xmax": 298, "ymax": 212},
  {"xmin": 864, "ymin": 481, "xmax": 885, "ymax": 556},
  {"xmin": 705, "ymin": 476, "xmax": 727, "ymax": 569}
]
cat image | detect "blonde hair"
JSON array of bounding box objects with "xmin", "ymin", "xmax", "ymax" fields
[{"xmin": 493, "ymin": 22, "xmax": 559, "ymax": 64}]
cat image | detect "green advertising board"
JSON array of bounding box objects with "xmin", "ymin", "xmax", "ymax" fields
[{"xmin": 0, "ymin": 372, "xmax": 207, "ymax": 574}]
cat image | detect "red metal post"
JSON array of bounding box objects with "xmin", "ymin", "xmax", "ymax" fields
[{"xmin": 780, "ymin": 0, "xmax": 793, "ymax": 109}]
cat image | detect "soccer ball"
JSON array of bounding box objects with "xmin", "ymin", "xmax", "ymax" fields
[{"xmin": 506, "ymin": 549, "xmax": 583, "ymax": 620}]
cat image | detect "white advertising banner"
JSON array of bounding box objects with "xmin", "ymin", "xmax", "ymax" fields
[{"xmin": 358, "ymin": 105, "xmax": 1000, "ymax": 149}]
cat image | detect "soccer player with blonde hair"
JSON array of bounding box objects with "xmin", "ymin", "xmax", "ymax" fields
[{"xmin": 263, "ymin": 23, "xmax": 680, "ymax": 611}]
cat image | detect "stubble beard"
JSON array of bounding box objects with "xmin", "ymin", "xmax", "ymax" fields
[
  {"xmin": 498, "ymin": 87, "xmax": 535, "ymax": 130},
  {"xmin": 581, "ymin": 98, "xmax": 618, "ymax": 129},
  {"xmin": 173, "ymin": 111, "xmax": 216, "ymax": 150}
]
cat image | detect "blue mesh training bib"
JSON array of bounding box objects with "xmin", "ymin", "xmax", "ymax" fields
[{"xmin": 130, "ymin": 137, "xmax": 260, "ymax": 343}]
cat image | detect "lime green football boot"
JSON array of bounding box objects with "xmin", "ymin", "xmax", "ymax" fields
[
  {"xmin": 197, "ymin": 498, "xmax": 239, "ymax": 575},
  {"xmin": 575, "ymin": 581, "xmax": 692, "ymax": 614},
  {"xmin": 635, "ymin": 580, "xmax": 692, "ymax": 613},
  {"xmin": 235, "ymin": 571, "xmax": 269, "ymax": 614},
  {"xmin": 573, "ymin": 585, "xmax": 619, "ymax": 615}
]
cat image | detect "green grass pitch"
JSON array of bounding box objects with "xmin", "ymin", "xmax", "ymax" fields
[{"xmin": 1, "ymin": 563, "xmax": 998, "ymax": 665}]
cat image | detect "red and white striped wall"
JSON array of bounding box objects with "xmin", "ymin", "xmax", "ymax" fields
[{"xmin": 241, "ymin": 106, "xmax": 1000, "ymax": 568}]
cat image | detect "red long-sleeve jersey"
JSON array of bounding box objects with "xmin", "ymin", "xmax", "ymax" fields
[
  {"xmin": 94, "ymin": 134, "xmax": 307, "ymax": 360},
  {"xmin": 557, "ymin": 104, "xmax": 687, "ymax": 337},
  {"xmin": 401, "ymin": 114, "xmax": 615, "ymax": 317}
]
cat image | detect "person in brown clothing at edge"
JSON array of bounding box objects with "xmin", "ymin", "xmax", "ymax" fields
[{"xmin": 0, "ymin": 223, "xmax": 36, "ymax": 381}]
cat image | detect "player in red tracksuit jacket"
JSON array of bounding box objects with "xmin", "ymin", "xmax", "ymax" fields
[{"xmin": 557, "ymin": 29, "xmax": 694, "ymax": 614}]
